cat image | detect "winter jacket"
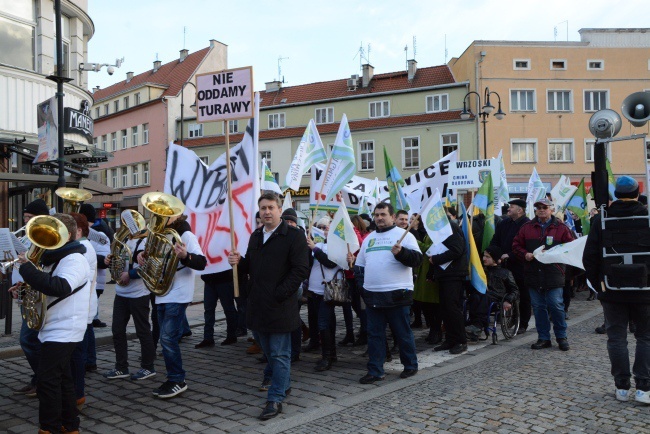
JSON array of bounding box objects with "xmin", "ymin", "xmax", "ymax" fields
[
  {"xmin": 486, "ymin": 265, "xmax": 519, "ymax": 304},
  {"xmin": 489, "ymin": 215, "xmax": 530, "ymax": 281},
  {"xmin": 583, "ymin": 200, "xmax": 650, "ymax": 304},
  {"xmin": 512, "ymin": 216, "xmax": 575, "ymax": 290},
  {"xmin": 426, "ymin": 220, "xmax": 468, "ymax": 281},
  {"xmin": 239, "ymin": 220, "xmax": 310, "ymax": 333}
]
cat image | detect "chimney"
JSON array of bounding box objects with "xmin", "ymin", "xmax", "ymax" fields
[
  {"xmin": 362, "ymin": 64, "xmax": 374, "ymax": 88},
  {"xmin": 407, "ymin": 59, "xmax": 417, "ymax": 81},
  {"xmin": 153, "ymin": 60, "xmax": 161, "ymax": 73},
  {"xmin": 209, "ymin": 39, "xmax": 218, "ymax": 48},
  {"xmin": 126, "ymin": 71, "xmax": 134, "ymax": 83},
  {"xmin": 179, "ymin": 49, "xmax": 189, "ymax": 62},
  {"xmin": 93, "ymin": 86, "xmax": 100, "ymax": 93},
  {"xmin": 265, "ymin": 80, "xmax": 282, "ymax": 93}
]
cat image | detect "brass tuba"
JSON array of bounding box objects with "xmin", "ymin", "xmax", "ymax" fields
[
  {"xmin": 137, "ymin": 193, "xmax": 186, "ymax": 296},
  {"xmin": 15, "ymin": 216, "xmax": 68, "ymax": 330},
  {"xmin": 55, "ymin": 187, "xmax": 92, "ymax": 214},
  {"xmin": 109, "ymin": 210, "xmax": 147, "ymax": 285}
]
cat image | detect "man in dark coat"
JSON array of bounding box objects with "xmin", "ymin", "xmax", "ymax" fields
[
  {"xmin": 228, "ymin": 192, "xmax": 309, "ymax": 420},
  {"xmin": 582, "ymin": 176, "xmax": 650, "ymax": 404},
  {"xmin": 489, "ymin": 198, "xmax": 531, "ymax": 332}
]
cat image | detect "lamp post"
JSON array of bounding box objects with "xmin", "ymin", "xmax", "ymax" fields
[
  {"xmin": 460, "ymin": 87, "xmax": 506, "ymax": 159},
  {"xmin": 179, "ymin": 81, "xmax": 197, "ymax": 147}
]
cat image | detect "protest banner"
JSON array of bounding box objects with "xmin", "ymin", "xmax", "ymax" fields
[
  {"xmin": 448, "ymin": 157, "xmax": 500, "ymax": 190},
  {"xmin": 195, "ymin": 67, "xmax": 254, "ymax": 122}
]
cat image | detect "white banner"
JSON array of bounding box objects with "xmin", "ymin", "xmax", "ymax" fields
[
  {"xmin": 196, "ymin": 67, "xmax": 254, "ymax": 122},
  {"xmin": 533, "ymin": 236, "xmax": 588, "ymax": 270},
  {"xmin": 449, "ymin": 158, "xmax": 500, "ymax": 190}
]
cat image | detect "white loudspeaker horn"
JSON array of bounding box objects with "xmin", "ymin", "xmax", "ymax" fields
[
  {"xmin": 621, "ymin": 91, "xmax": 650, "ymax": 128},
  {"xmin": 589, "ymin": 109, "xmax": 622, "ymax": 139}
]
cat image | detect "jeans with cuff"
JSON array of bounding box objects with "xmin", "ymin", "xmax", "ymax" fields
[
  {"xmin": 254, "ymin": 330, "xmax": 291, "ymax": 403},
  {"xmin": 529, "ymin": 287, "xmax": 567, "ymax": 341}
]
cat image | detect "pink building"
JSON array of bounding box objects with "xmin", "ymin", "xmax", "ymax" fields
[{"xmin": 89, "ymin": 40, "xmax": 227, "ymax": 225}]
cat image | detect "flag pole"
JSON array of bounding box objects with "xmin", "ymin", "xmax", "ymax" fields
[
  {"xmin": 397, "ymin": 217, "xmax": 419, "ymax": 245},
  {"xmin": 311, "ymin": 153, "xmax": 335, "ymax": 236},
  {"xmin": 224, "ymin": 121, "xmax": 239, "ymax": 297}
]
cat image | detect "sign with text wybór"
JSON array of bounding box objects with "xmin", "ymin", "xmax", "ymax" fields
[{"xmin": 195, "ymin": 66, "xmax": 254, "ymax": 122}]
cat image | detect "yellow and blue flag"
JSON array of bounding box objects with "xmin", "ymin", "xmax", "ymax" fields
[
  {"xmin": 473, "ymin": 174, "xmax": 495, "ymax": 251},
  {"xmin": 460, "ymin": 202, "xmax": 487, "ymax": 294}
]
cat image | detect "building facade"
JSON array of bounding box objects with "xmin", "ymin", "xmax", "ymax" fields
[{"xmin": 449, "ymin": 28, "xmax": 650, "ymax": 194}]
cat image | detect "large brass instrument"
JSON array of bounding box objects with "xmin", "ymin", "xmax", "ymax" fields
[
  {"xmin": 109, "ymin": 210, "xmax": 147, "ymax": 285},
  {"xmin": 137, "ymin": 193, "xmax": 186, "ymax": 296},
  {"xmin": 55, "ymin": 187, "xmax": 92, "ymax": 214},
  {"xmin": 5, "ymin": 216, "xmax": 68, "ymax": 330}
]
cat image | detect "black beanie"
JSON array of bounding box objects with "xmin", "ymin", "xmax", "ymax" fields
[
  {"xmin": 484, "ymin": 245, "xmax": 503, "ymax": 263},
  {"xmin": 23, "ymin": 199, "xmax": 49, "ymax": 216},
  {"xmin": 281, "ymin": 208, "xmax": 298, "ymax": 224},
  {"xmin": 79, "ymin": 203, "xmax": 96, "ymax": 222}
]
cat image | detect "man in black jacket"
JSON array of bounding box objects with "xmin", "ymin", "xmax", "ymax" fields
[
  {"xmin": 583, "ymin": 176, "xmax": 650, "ymax": 404},
  {"xmin": 489, "ymin": 199, "xmax": 530, "ymax": 332},
  {"xmin": 228, "ymin": 193, "xmax": 309, "ymax": 420}
]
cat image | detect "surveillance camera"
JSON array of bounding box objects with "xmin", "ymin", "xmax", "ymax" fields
[{"xmin": 107, "ymin": 66, "xmax": 115, "ymax": 75}]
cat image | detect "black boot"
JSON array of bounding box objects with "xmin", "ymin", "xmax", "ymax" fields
[
  {"xmin": 302, "ymin": 337, "xmax": 320, "ymax": 352},
  {"xmin": 315, "ymin": 331, "xmax": 332, "ymax": 371},
  {"xmin": 338, "ymin": 330, "xmax": 355, "ymax": 346},
  {"xmin": 354, "ymin": 330, "xmax": 368, "ymax": 346}
]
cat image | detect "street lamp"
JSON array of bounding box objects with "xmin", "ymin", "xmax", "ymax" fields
[
  {"xmin": 179, "ymin": 81, "xmax": 197, "ymax": 147},
  {"xmin": 460, "ymin": 87, "xmax": 506, "ymax": 159}
]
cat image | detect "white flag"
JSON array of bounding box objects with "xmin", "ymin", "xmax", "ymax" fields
[
  {"xmin": 319, "ymin": 114, "xmax": 356, "ymax": 203},
  {"xmin": 282, "ymin": 191, "xmax": 292, "ymax": 211},
  {"xmin": 284, "ymin": 119, "xmax": 327, "ymax": 191},
  {"xmin": 525, "ymin": 167, "xmax": 547, "ymax": 219},
  {"xmin": 550, "ymin": 175, "xmax": 577, "ymax": 211},
  {"xmin": 533, "ymin": 236, "xmax": 587, "ymax": 270},
  {"xmin": 420, "ymin": 189, "xmax": 452, "ymax": 246},
  {"xmin": 327, "ymin": 203, "xmax": 360, "ymax": 269},
  {"xmin": 261, "ymin": 158, "xmax": 282, "ymax": 194},
  {"xmin": 496, "ymin": 150, "xmax": 510, "ymax": 209}
]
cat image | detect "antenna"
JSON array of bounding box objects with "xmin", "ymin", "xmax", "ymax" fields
[
  {"xmin": 404, "ymin": 44, "xmax": 408, "ymax": 69},
  {"xmin": 155, "ymin": 53, "xmax": 159, "ymax": 61},
  {"xmin": 353, "ymin": 42, "xmax": 370, "ymax": 72},
  {"xmin": 413, "ymin": 36, "xmax": 417, "ymax": 60},
  {"xmin": 557, "ymin": 20, "xmax": 569, "ymax": 41},
  {"xmin": 183, "ymin": 26, "xmax": 187, "ymax": 49},
  {"xmin": 367, "ymin": 43, "xmax": 371, "ymax": 64},
  {"xmin": 278, "ymin": 56, "xmax": 289, "ymax": 83}
]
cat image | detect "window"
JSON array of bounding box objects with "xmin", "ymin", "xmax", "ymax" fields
[
  {"xmin": 142, "ymin": 123, "xmax": 149, "ymax": 144},
  {"xmin": 584, "ymin": 90, "xmax": 608, "ymax": 112},
  {"xmin": 358, "ymin": 141, "xmax": 374, "ymax": 171},
  {"xmin": 93, "ymin": 138, "xmax": 97, "ymax": 148},
  {"xmin": 585, "ymin": 140, "xmax": 612, "ymax": 162},
  {"xmin": 102, "ymin": 135, "xmax": 107, "ymax": 151},
  {"xmin": 199, "ymin": 156, "xmax": 209, "ymax": 165},
  {"xmin": 548, "ymin": 140, "xmax": 573, "ymax": 163},
  {"xmin": 510, "ymin": 90, "xmax": 535, "ymax": 111},
  {"xmin": 131, "ymin": 126, "xmax": 138, "ymax": 147},
  {"xmin": 550, "ymin": 59, "xmax": 566, "ymax": 70},
  {"xmin": 132, "ymin": 165, "xmax": 139, "ymax": 186},
  {"xmin": 587, "ymin": 60, "xmax": 604, "ymax": 70},
  {"xmin": 104, "ymin": 104, "xmax": 109, "ymax": 115},
  {"xmin": 228, "ymin": 120, "xmax": 238, "ymax": 134},
  {"xmin": 260, "ymin": 151, "xmax": 272, "ymax": 170},
  {"xmin": 111, "ymin": 133, "xmax": 117, "ymax": 151},
  {"xmin": 268, "ymin": 113, "xmax": 285, "ymax": 129},
  {"xmin": 315, "ymin": 107, "xmax": 334, "ymax": 124},
  {"xmin": 402, "ymin": 137, "xmax": 420, "ymax": 170},
  {"xmin": 114, "ymin": 100, "xmax": 119, "ymax": 112},
  {"xmin": 511, "ymin": 140, "xmax": 536, "ymax": 163},
  {"xmin": 426, "ymin": 94, "xmax": 449, "ymax": 113},
  {"xmin": 188, "ymin": 123, "xmax": 203, "ymax": 138},
  {"xmin": 441, "ymin": 133, "xmax": 459, "ymax": 156},
  {"xmin": 121, "ymin": 167, "xmax": 128, "ymax": 187},
  {"xmin": 369, "ymin": 100, "xmax": 390, "ymax": 118},
  {"xmin": 0, "ymin": 4, "xmax": 36, "ymax": 70},
  {"xmin": 547, "ymin": 90, "xmax": 572, "ymax": 112},
  {"xmin": 513, "ymin": 59, "xmax": 530, "ymax": 70},
  {"xmin": 143, "ymin": 163, "xmax": 149, "ymax": 185},
  {"xmin": 134, "ymin": 93, "xmax": 140, "ymax": 105},
  {"xmin": 111, "ymin": 169, "xmax": 118, "ymax": 188},
  {"xmin": 95, "ymin": 107, "xmax": 100, "ymax": 118},
  {"xmin": 123, "ymin": 96, "xmax": 129, "ymax": 110},
  {"xmin": 121, "ymin": 129, "xmax": 128, "ymax": 149}
]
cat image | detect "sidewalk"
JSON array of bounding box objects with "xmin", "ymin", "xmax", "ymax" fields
[{"xmin": 2, "ymin": 290, "xmax": 647, "ymax": 433}]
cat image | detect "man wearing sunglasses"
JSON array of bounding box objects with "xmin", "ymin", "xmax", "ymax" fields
[{"xmin": 512, "ymin": 197, "xmax": 575, "ymax": 351}]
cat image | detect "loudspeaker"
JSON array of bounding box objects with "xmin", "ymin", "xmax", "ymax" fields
[
  {"xmin": 621, "ymin": 91, "xmax": 650, "ymax": 128},
  {"xmin": 589, "ymin": 109, "xmax": 622, "ymax": 139}
]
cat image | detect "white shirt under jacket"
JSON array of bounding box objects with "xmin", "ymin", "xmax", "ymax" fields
[{"xmin": 115, "ymin": 237, "xmax": 149, "ymax": 299}]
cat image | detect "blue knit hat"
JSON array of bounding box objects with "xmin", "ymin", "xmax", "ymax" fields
[{"xmin": 614, "ymin": 176, "xmax": 639, "ymax": 199}]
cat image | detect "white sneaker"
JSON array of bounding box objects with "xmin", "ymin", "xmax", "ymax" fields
[
  {"xmin": 615, "ymin": 389, "xmax": 630, "ymax": 401},
  {"xmin": 635, "ymin": 389, "xmax": 650, "ymax": 404}
]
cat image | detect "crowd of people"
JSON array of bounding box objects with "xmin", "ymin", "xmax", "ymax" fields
[{"xmin": 7, "ymin": 177, "xmax": 650, "ymax": 431}]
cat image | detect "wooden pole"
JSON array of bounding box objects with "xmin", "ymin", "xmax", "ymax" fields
[
  {"xmin": 396, "ymin": 217, "xmax": 419, "ymax": 245},
  {"xmin": 225, "ymin": 121, "xmax": 239, "ymax": 297}
]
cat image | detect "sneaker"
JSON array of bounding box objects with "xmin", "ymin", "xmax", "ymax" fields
[
  {"xmin": 465, "ymin": 325, "xmax": 482, "ymax": 336},
  {"xmin": 615, "ymin": 389, "xmax": 630, "ymax": 401},
  {"xmin": 259, "ymin": 378, "xmax": 271, "ymax": 392},
  {"xmin": 154, "ymin": 381, "xmax": 187, "ymax": 399},
  {"xmin": 635, "ymin": 389, "xmax": 650, "ymax": 404},
  {"xmin": 130, "ymin": 368, "xmax": 156, "ymax": 381},
  {"xmin": 103, "ymin": 369, "xmax": 130, "ymax": 379},
  {"xmin": 92, "ymin": 319, "xmax": 107, "ymax": 328},
  {"xmin": 359, "ymin": 374, "xmax": 384, "ymax": 384},
  {"xmin": 12, "ymin": 383, "xmax": 37, "ymax": 396},
  {"xmin": 449, "ymin": 343, "xmax": 468, "ymax": 355}
]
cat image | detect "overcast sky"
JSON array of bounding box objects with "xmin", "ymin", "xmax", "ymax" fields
[{"xmin": 87, "ymin": 0, "xmax": 650, "ymax": 92}]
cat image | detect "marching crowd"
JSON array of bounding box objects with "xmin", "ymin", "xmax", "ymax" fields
[{"xmin": 7, "ymin": 175, "xmax": 650, "ymax": 432}]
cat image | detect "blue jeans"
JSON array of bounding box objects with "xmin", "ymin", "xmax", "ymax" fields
[
  {"xmin": 254, "ymin": 331, "xmax": 291, "ymax": 403},
  {"xmin": 529, "ymin": 287, "xmax": 567, "ymax": 341},
  {"xmin": 158, "ymin": 303, "xmax": 188, "ymax": 382},
  {"xmin": 203, "ymin": 281, "xmax": 237, "ymax": 340},
  {"xmin": 366, "ymin": 305, "xmax": 418, "ymax": 377},
  {"xmin": 602, "ymin": 301, "xmax": 650, "ymax": 391},
  {"xmin": 20, "ymin": 309, "xmax": 41, "ymax": 385}
]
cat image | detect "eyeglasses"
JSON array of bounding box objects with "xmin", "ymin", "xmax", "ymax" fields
[
  {"xmin": 535, "ymin": 206, "xmax": 549, "ymax": 210},
  {"xmin": 316, "ymin": 225, "xmax": 328, "ymax": 230}
]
